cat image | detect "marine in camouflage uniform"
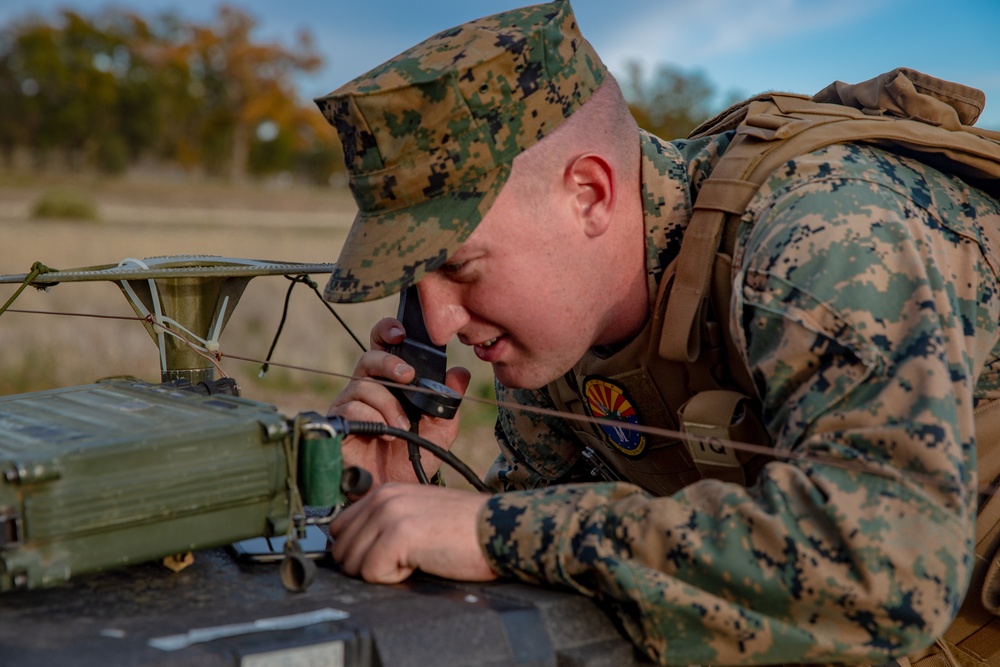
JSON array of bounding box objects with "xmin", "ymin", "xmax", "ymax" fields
[
  {"xmin": 317, "ymin": 1, "xmax": 1000, "ymax": 664},
  {"xmin": 481, "ymin": 131, "xmax": 1000, "ymax": 663}
]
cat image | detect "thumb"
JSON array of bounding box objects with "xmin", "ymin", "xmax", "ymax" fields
[{"xmin": 444, "ymin": 365, "xmax": 472, "ymax": 397}]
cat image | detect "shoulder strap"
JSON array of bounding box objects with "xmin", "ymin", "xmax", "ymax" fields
[{"xmin": 661, "ymin": 69, "xmax": 1000, "ymax": 363}]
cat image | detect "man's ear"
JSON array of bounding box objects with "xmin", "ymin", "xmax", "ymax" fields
[{"xmin": 564, "ymin": 154, "xmax": 614, "ymax": 237}]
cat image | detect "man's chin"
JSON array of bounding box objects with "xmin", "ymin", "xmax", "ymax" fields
[{"xmin": 491, "ymin": 363, "xmax": 560, "ymax": 391}]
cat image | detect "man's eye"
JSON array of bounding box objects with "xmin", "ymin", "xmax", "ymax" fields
[{"xmin": 440, "ymin": 261, "xmax": 467, "ymax": 274}]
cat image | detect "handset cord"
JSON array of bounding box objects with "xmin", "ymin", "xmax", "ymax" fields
[
  {"xmin": 342, "ymin": 419, "xmax": 490, "ymax": 493},
  {"xmin": 408, "ymin": 430, "xmax": 432, "ymax": 485},
  {"xmin": 258, "ymin": 277, "xmax": 484, "ymax": 490}
]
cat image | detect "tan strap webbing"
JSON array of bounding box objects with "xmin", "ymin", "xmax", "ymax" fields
[
  {"xmin": 661, "ymin": 81, "xmax": 1000, "ymax": 363},
  {"xmin": 677, "ymin": 390, "xmax": 747, "ymax": 485},
  {"xmin": 909, "ymin": 638, "xmax": 990, "ymax": 667},
  {"xmin": 677, "ymin": 389, "xmax": 773, "ymax": 485},
  {"xmin": 963, "ymin": 620, "xmax": 1000, "ymax": 666}
]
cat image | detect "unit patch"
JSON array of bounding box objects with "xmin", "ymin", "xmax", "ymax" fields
[{"xmin": 583, "ymin": 376, "xmax": 646, "ymax": 456}]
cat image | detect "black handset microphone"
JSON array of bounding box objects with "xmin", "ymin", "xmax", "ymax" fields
[
  {"xmin": 387, "ymin": 284, "xmax": 463, "ymax": 422},
  {"xmin": 386, "ymin": 284, "xmax": 463, "ymax": 484}
]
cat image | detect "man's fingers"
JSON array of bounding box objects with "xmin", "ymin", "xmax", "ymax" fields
[
  {"xmin": 359, "ymin": 535, "xmax": 415, "ymax": 584},
  {"xmin": 328, "ymin": 389, "xmax": 408, "ymax": 434},
  {"xmin": 330, "ymin": 486, "xmax": 414, "ymax": 581},
  {"xmin": 350, "ymin": 350, "xmax": 415, "ymax": 388},
  {"xmin": 329, "ymin": 497, "xmax": 378, "ymax": 572},
  {"xmin": 370, "ymin": 317, "xmax": 406, "ymax": 351},
  {"xmin": 329, "ymin": 486, "xmax": 496, "ymax": 585},
  {"xmin": 326, "ymin": 349, "xmax": 416, "ymax": 430}
]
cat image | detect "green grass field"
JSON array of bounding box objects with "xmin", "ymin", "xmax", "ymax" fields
[{"xmin": 0, "ymin": 168, "xmax": 499, "ymax": 487}]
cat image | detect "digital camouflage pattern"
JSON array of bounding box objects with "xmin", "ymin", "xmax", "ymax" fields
[
  {"xmin": 479, "ymin": 131, "xmax": 1000, "ymax": 664},
  {"xmin": 315, "ymin": 0, "xmax": 607, "ymax": 303}
]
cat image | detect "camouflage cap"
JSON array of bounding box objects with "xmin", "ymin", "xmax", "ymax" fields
[{"xmin": 315, "ymin": 0, "xmax": 607, "ymax": 303}]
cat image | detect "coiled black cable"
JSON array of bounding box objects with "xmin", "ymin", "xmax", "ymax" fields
[{"xmin": 341, "ymin": 419, "xmax": 491, "ymax": 493}]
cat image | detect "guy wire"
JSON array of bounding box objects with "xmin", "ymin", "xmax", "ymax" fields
[{"xmin": 0, "ymin": 302, "xmax": 982, "ymax": 499}]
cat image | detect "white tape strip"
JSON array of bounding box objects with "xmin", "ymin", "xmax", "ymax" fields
[{"xmin": 148, "ymin": 607, "xmax": 350, "ymax": 651}]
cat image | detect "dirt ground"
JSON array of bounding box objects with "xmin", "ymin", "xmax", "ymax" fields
[{"xmin": 0, "ymin": 169, "xmax": 499, "ymax": 487}]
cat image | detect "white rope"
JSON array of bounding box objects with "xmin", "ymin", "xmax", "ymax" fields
[
  {"xmin": 117, "ymin": 258, "xmax": 167, "ymax": 373},
  {"xmin": 205, "ymin": 295, "xmax": 228, "ymax": 353},
  {"xmin": 116, "ymin": 259, "xmax": 230, "ymax": 365}
]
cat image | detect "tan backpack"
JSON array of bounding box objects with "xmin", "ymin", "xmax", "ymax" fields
[{"xmin": 667, "ymin": 68, "xmax": 1000, "ymax": 667}]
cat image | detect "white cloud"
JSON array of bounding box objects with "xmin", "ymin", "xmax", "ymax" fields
[{"xmin": 594, "ymin": 0, "xmax": 896, "ymax": 72}]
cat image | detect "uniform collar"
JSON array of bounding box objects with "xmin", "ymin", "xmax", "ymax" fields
[{"xmin": 638, "ymin": 130, "xmax": 692, "ymax": 308}]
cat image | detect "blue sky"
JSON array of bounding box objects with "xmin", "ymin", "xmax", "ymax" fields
[{"xmin": 1, "ymin": 0, "xmax": 999, "ymax": 129}]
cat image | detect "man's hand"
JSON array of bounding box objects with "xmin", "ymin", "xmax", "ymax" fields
[
  {"xmin": 328, "ymin": 317, "xmax": 472, "ymax": 487},
  {"xmin": 329, "ymin": 484, "xmax": 498, "ymax": 584}
]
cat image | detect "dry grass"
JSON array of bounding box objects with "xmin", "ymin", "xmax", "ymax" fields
[{"xmin": 0, "ymin": 168, "xmax": 499, "ymax": 489}]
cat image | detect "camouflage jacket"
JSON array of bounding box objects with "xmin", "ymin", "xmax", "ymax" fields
[{"xmin": 477, "ymin": 130, "xmax": 1000, "ymax": 665}]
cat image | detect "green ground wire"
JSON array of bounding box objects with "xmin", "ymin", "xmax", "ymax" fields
[{"xmin": 0, "ymin": 262, "xmax": 58, "ymax": 318}]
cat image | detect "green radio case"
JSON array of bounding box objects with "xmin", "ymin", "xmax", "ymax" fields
[{"xmin": 0, "ymin": 377, "xmax": 303, "ymax": 592}]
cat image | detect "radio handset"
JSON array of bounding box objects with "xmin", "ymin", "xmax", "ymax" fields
[{"xmin": 386, "ymin": 284, "xmax": 462, "ymax": 422}]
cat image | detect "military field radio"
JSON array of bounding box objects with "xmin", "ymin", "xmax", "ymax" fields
[{"xmin": 0, "ymin": 256, "xmax": 477, "ymax": 593}]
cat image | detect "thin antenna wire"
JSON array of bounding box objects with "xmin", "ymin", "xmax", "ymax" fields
[{"xmin": 1, "ymin": 304, "xmax": 981, "ymax": 498}]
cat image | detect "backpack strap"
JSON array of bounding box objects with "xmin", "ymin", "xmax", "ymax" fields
[{"xmin": 661, "ymin": 70, "xmax": 1000, "ymax": 364}]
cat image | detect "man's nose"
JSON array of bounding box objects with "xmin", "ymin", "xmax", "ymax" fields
[{"xmin": 415, "ymin": 277, "xmax": 468, "ymax": 347}]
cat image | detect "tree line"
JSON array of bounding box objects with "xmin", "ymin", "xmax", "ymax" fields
[
  {"xmin": 0, "ymin": 5, "xmax": 728, "ymax": 184},
  {"xmin": 0, "ymin": 5, "xmax": 339, "ymax": 183}
]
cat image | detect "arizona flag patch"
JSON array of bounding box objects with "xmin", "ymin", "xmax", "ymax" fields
[{"xmin": 583, "ymin": 376, "xmax": 646, "ymax": 457}]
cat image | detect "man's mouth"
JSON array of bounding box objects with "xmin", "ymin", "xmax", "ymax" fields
[{"xmin": 473, "ymin": 334, "xmax": 505, "ymax": 361}]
